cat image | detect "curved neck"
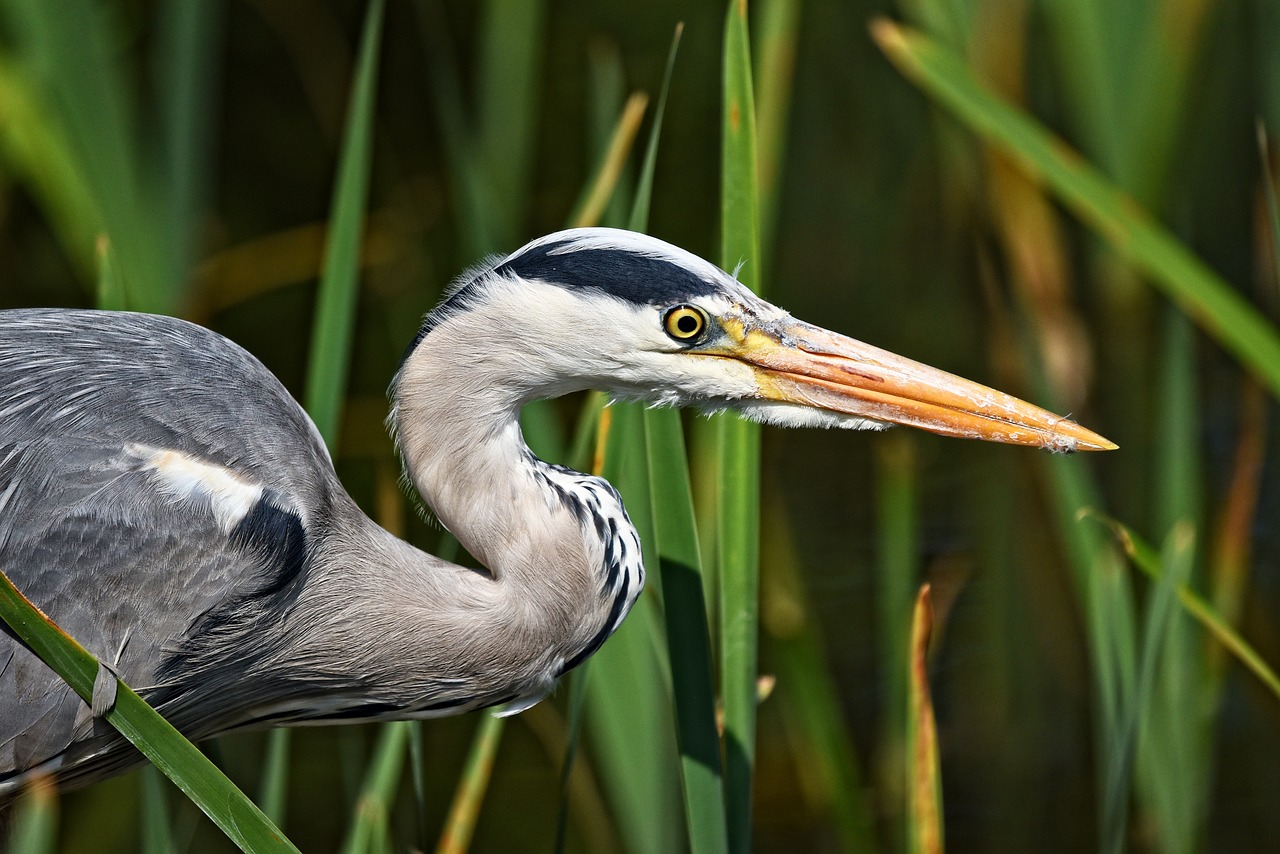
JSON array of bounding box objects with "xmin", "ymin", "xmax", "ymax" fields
[
  {"xmin": 389, "ymin": 327, "xmax": 644, "ymax": 693},
  {"xmin": 395, "ymin": 358, "xmax": 568, "ymax": 580}
]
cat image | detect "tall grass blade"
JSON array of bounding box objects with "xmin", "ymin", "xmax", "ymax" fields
[
  {"xmin": 302, "ymin": 0, "xmax": 384, "ymax": 446},
  {"xmin": 585, "ymin": 403, "xmax": 684, "ymax": 854},
  {"xmin": 7, "ymin": 778, "xmax": 57, "ymax": 854},
  {"xmin": 1208, "ymin": 126, "xmax": 1280, "ymax": 628},
  {"xmin": 760, "ymin": 497, "xmax": 876, "ymax": 851},
  {"xmin": 630, "ymin": 24, "xmax": 683, "ymax": 234},
  {"xmin": 0, "ymin": 55, "xmax": 100, "ymax": 282},
  {"xmin": 341, "ymin": 722, "xmax": 412, "ymax": 854},
  {"xmin": 906, "ymin": 584, "xmax": 942, "ymax": 854},
  {"xmin": 568, "ymin": 92, "xmax": 649, "ymax": 229},
  {"xmin": 1103, "ymin": 522, "xmax": 1195, "ymax": 854},
  {"xmin": 436, "ymin": 716, "xmax": 504, "ymax": 854},
  {"xmin": 598, "ymin": 20, "xmax": 730, "ymax": 854},
  {"xmin": 586, "ymin": 41, "xmax": 632, "ymax": 227},
  {"xmin": 1084, "ymin": 513, "xmax": 1280, "ymax": 703},
  {"xmin": 1260, "ymin": 124, "xmax": 1280, "ymax": 299},
  {"xmin": 1134, "ymin": 309, "xmax": 1206, "ymax": 853},
  {"xmin": 408, "ymin": 723, "xmax": 428, "ymax": 851},
  {"xmin": 752, "ymin": 0, "xmax": 801, "ymax": 255},
  {"xmin": 644, "ymin": 409, "xmax": 730, "ymax": 854},
  {"xmin": 153, "ymin": 0, "xmax": 222, "ymax": 295},
  {"xmin": 285, "ymin": 2, "xmax": 387, "ymax": 838},
  {"xmin": 412, "ymin": 0, "xmax": 492, "ymax": 258},
  {"xmin": 1043, "ymin": 0, "xmax": 1209, "ymax": 209},
  {"xmin": 258, "ymin": 729, "xmax": 292, "ymax": 827},
  {"xmin": 1020, "ymin": 353, "xmax": 1136, "ymax": 844},
  {"xmin": 719, "ymin": 2, "xmax": 764, "ymax": 849},
  {"xmin": 414, "ymin": 0, "xmax": 546, "ymax": 257},
  {"xmin": 554, "ymin": 666, "xmax": 589, "ymax": 854},
  {"xmin": 95, "ymin": 235, "xmax": 125, "ymax": 312},
  {"xmin": 874, "ymin": 433, "xmax": 918, "ymax": 840},
  {"xmin": 1057, "ymin": 465, "xmax": 1136, "ymax": 847},
  {"xmin": 473, "ymin": 0, "xmax": 546, "ymax": 249},
  {"xmin": 551, "ymin": 194, "xmax": 617, "ymax": 853},
  {"xmin": 139, "ymin": 765, "xmax": 173, "ymax": 854},
  {"xmin": 0, "ymin": 0, "xmax": 169, "ymax": 311},
  {"xmin": 871, "ymin": 19, "xmax": 1280, "ymax": 402},
  {"xmin": 0, "ymin": 569, "xmax": 300, "ymax": 853},
  {"xmin": 556, "ymin": 35, "xmax": 675, "ymax": 851}
]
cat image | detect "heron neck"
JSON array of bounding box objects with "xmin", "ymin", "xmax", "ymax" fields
[{"xmin": 391, "ymin": 335, "xmax": 642, "ymax": 677}]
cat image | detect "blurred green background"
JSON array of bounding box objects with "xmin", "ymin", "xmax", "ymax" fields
[{"xmin": 3, "ymin": 0, "xmax": 1280, "ymax": 851}]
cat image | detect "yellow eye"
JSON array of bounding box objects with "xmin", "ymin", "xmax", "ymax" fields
[{"xmin": 663, "ymin": 305, "xmax": 707, "ymax": 342}]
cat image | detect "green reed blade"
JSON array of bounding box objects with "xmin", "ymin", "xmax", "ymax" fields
[
  {"xmin": 1, "ymin": 0, "xmax": 170, "ymax": 311},
  {"xmin": 874, "ymin": 433, "xmax": 918, "ymax": 845},
  {"xmin": 1084, "ymin": 512, "xmax": 1280, "ymax": 703},
  {"xmin": 290, "ymin": 5, "xmax": 387, "ymax": 843},
  {"xmin": 872, "ymin": 19, "xmax": 1280, "ymax": 402},
  {"xmin": 303, "ymin": 0, "xmax": 384, "ymax": 447},
  {"xmin": 587, "ymin": 401, "xmax": 685, "ymax": 854},
  {"xmin": 906, "ymin": 584, "xmax": 943, "ymax": 854},
  {"xmin": 0, "ymin": 55, "xmax": 100, "ymax": 283},
  {"xmin": 720, "ymin": 3, "xmax": 764, "ymax": 849},
  {"xmin": 0, "ymin": 569, "xmax": 300, "ymax": 853},
  {"xmin": 1134, "ymin": 309, "xmax": 1207, "ymax": 853},
  {"xmin": 752, "ymin": 0, "xmax": 801, "ymax": 256},
  {"xmin": 153, "ymin": 0, "xmax": 222, "ymax": 295},
  {"xmin": 645, "ymin": 409, "xmax": 730, "ymax": 854},
  {"xmin": 6, "ymin": 777, "xmax": 57, "ymax": 854},
  {"xmin": 554, "ymin": 667, "xmax": 589, "ymax": 854},
  {"xmin": 435, "ymin": 716, "xmax": 504, "ymax": 854},
  {"xmin": 1042, "ymin": 0, "xmax": 1209, "ymax": 210},
  {"xmin": 139, "ymin": 766, "xmax": 173, "ymax": 854},
  {"xmin": 474, "ymin": 0, "xmax": 546, "ymax": 249},
  {"xmin": 630, "ymin": 23, "xmax": 683, "ymax": 234},
  {"xmin": 761, "ymin": 494, "xmax": 877, "ymax": 851},
  {"xmin": 95, "ymin": 234, "xmax": 125, "ymax": 311},
  {"xmin": 1102, "ymin": 522, "xmax": 1195, "ymax": 854},
  {"xmin": 258, "ymin": 729, "xmax": 292, "ymax": 828},
  {"xmin": 1261, "ymin": 125, "xmax": 1280, "ymax": 301},
  {"xmin": 341, "ymin": 722, "xmax": 412, "ymax": 854},
  {"xmin": 569, "ymin": 93, "xmax": 649, "ymax": 229}
]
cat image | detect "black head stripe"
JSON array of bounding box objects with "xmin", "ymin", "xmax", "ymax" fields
[
  {"xmin": 496, "ymin": 242, "xmax": 722, "ymax": 306},
  {"xmin": 400, "ymin": 240, "xmax": 725, "ymax": 367}
]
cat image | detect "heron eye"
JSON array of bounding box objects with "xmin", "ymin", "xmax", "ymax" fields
[{"xmin": 663, "ymin": 305, "xmax": 707, "ymax": 342}]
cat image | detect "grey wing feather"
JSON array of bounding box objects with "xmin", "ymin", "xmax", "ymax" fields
[{"xmin": 0, "ymin": 309, "xmax": 338, "ymax": 795}]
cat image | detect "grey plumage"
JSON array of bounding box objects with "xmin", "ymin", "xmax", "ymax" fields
[{"xmin": 0, "ymin": 227, "xmax": 1113, "ymax": 802}]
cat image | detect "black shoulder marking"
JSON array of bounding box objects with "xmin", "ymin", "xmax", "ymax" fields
[
  {"xmin": 559, "ymin": 572, "xmax": 631, "ymax": 675},
  {"xmin": 496, "ymin": 242, "xmax": 722, "ymax": 306},
  {"xmin": 153, "ymin": 495, "xmax": 311, "ymax": 701},
  {"xmin": 229, "ymin": 491, "xmax": 308, "ymax": 597}
]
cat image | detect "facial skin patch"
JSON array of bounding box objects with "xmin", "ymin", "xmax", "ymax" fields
[{"xmin": 126, "ymin": 444, "xmax": 264, "ymax": 532}]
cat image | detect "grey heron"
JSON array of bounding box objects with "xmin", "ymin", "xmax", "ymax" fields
[{"xmin": 0, "ymin": 227, "xmax": 1114, "ymax": 801}]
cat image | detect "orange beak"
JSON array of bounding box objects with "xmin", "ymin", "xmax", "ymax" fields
[{"xmin": 715, "ymin": 318, "xmax": 1115, "ymax": 452}]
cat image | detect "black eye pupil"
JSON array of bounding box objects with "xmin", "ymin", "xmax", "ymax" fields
[{"xmin": 677, "ymin": 315, "xmax": 698, "ymax": 334}]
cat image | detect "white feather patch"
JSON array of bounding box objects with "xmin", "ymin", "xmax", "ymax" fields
[{"xmin": 126, "ymin": 444, "xmax": 263, "ymax": 532}]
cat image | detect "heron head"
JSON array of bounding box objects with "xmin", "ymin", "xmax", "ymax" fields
[{"xmin": 407, "ymin": 227, "xmax": 1114, "ymax": 453}]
